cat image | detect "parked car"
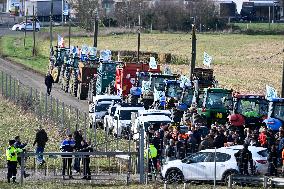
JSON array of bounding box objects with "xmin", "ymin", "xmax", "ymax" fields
[
  {"xmin": 161, "ymin": 148, "xmax": 239, "ymax": 183},
  {"xmin": 18, "ymin": 22, "xmax": 41, "ymax": 32},
  {"xmin": 90, "ymin": 101, "xmax": 113, "ymax": 128},
  {"xmin": 11, "ymin": 22, "xmax": 24, "ymax": 31},
  {"xmin": 161, "ymin": 146, "xmax": 268, "ymax": 183}
]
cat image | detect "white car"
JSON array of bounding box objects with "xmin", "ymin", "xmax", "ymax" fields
[
  {"xmin": 93, "ymin": 94, "xmax": 121, "ymax": 105},
  {"xmin": 18, "ymin": 22, "xmax": 41, "ymax": 32},
  {"xmin": 161, "ymin": 148, "xmax": 239, "ymax": 183},
  {"xmin": 90, "ymin": 101, "xmax": 112, "ymax": 127},
  {"xmin": 11, "ymin": 22, "xmax": 24, "ymax": 31},
  {"xmin": 221, "ymin": 145, "xmax": 268, "ymax": 175}
]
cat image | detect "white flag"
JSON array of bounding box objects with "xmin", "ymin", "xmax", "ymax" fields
[
  {"xmin": 266, "ymin": 85, "xmax": 278, "ymax": 100},
  {"xmin": 203, "ymin": 52, "xmax": 213, "ymax": 67},
  {"xmin": 149, "ymin": 57, "xmax": 157, "ymax": 69}
]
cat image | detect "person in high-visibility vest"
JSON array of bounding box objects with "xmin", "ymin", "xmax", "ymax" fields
[
  {"xmin": 6, "ymin": 140, "xmax": 23, "ymax": 183},
  {"xmin": 282, "ymin": 148, "xmax": 284, "ymax": 174},
  {"xmin": 144, "ymin": 140, "xmax": 158, "ymax": 181}
]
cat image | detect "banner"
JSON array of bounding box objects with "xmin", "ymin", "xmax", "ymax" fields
[
  {"xmin": 100, "ymin": 50, "xmax": 112, "ymax": 61},
  {"xmin": 203, "ymin": 52, "xmax": 212, "ymax": 67},
  {"xmin": 266, "ymin": 85, "xmax": 278, "ymax": 100},
  {"xmin": 149, "ymin": 57, "xmax": 157, "ymax": 69},
  {"xmin": 57, "ymin": 35, "xmax": 64, "ymax": 47}
]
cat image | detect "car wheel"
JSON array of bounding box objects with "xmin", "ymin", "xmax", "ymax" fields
[
  {"xmin": 222, "ymin": 170, "xmax": 238, "ymax": 185},
  {"xmin": 21, "ymin": 28, "xmax": 25, "ymax": 32},
  {"xmin": 16, "ymin": 27, "xmax": 19, "ymax": 31},
  {"xmin": 35, "ymin": 28, "xmax": 39, "ymax": 32},
  {"xmin": 165, "ymin": 169, "xmax": 184, "ymax": 184}
]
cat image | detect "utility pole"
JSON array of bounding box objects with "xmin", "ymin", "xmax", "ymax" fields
[
  {"xmin": 32, "ymin": 5, "xmax": 36, "ymax": 56},
  {"xmin": 24, "ymin": 8, "xmax": 27, "ymax": 47},
  {"xmin": 50, "ymin": 0, "xmax": 53, "ymax": 49},
  {"xmin": 93, "ymin": 10, "xmax": 98, "ymax": 48},
  {"xmin": 137, "ymin": 14, "xmax": 141, "ymax": 63},
  {"xmin": 68, "ymin": 18, "xmax": 71, "ymax": 49},
  {"xmin": 190, "ymin": 24, "xmax": 197, "ymax": 79},
  {"xmin": 281, "ymin": 61, "xmax": 284, "ymax": 97}
]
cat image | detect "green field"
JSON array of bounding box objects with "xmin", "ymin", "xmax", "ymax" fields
[
  {"xmin": 232, "ymin": 22, "xmax": 284, "ymax": 34},
  {"xmin": 0, "ymin": 31, "xmax": 283, "ymax": 93}
]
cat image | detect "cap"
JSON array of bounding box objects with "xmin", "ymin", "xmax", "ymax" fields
[{"xmin": 9, "ymin": 140, "xmax": 16, "ymax": 146}]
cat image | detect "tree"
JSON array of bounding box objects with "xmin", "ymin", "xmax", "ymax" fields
[{"xmin": 69, "ymin": 0, "xmax": 100, "ymax": 31}]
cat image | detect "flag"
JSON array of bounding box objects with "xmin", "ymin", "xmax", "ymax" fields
[
  {"xmin": 149, "ymin": 57, "xmax": 157, "ymax": 69},
  {"xmin": 100, "ymin": 50, "xmax": 111, "ymax": 61},
  {"xmin": 203, "ymin": 52, "xmax": 213, "ymax": 67},
  {"xmin": 57, "ymin": 35, "xmax": 64, "ymax": 47},
  {"xmin": 266, "ymin": 85, "xmax": 278, "ymax": 100}
]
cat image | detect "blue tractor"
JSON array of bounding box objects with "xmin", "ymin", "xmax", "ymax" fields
[{"xmin": 263, "ymin": 98, "xmax": 284, "ymax": 131}]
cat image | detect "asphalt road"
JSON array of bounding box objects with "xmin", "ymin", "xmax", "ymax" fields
[{"xmin": 0, "ymin": 57, "xmax": 88, "ymax": 112}]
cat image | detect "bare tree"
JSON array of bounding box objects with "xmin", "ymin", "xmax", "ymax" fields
[{"xmin": 70, "ymin": 0, "xmax": 100, "ymax": 31}]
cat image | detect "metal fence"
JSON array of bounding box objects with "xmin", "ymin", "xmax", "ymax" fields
[{"xmin": 0, "ymin": 70, "xmax": 89, "ymax": 139}]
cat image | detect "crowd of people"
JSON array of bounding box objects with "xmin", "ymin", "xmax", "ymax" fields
[{"xmin": 144, "ymin": 118, "xmax": 284, "ymax": 179}]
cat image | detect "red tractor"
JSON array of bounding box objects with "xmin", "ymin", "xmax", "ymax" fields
[{"xmin": 115, "ymin": 62, "xmax": 161, "ymax": 101}]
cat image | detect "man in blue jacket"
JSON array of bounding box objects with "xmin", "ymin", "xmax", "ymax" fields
[{"xmin": 60, "ymin": 134, "xmax": 75, "ymax": 179}]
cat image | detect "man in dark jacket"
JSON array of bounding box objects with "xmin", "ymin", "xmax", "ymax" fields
[
  {"xmin": 45, "ymin": 73, "xmax": 54, "ymax": 95},
  {"xmin": 73, "ymin": 130, "xmax": 83, "ymax": 173},
  {"xmin": 33, "ymin": 128, "xmax": 48, "ymax": 165},
  {"xmin": 78, "ymin": 140, "xmax": 93, "ymax": 180},
  {"xmin": 234, "ymin": 143, "xmax": 254, "ymax": 175},
  {"xmin": 60, "ymin": 134, "xmax": 75, "ymax": 179},
  {"xmin": 268, "ymin": 145, "xmax": 278, "ymax": 176},
  {"xmin": 14, "ymin": 136, "xmax": 29, "ymax": 177}
]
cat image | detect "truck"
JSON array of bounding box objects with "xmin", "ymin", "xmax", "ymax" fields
[
  {"xmin": 263, "ymin": 98, "xmax": 284, "ymax": 131},
  {"xmin": 197, "ymin": 88, "xmax": 233, "ymax": 126},
  {"xmin": 112, "ymin": 103, "xmax": 145, "ymax": 138},
  {"xmin": 229, "ymin": 94, "xmax": 268, "ymax": 129}
]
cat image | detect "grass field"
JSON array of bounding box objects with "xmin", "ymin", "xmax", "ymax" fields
[
  {"xmin": 0, "ymin": 97, "xmax": 62, "ymax": 167},
  {"xmin": 0, "ymin": 32, "xmax": 283, "ymax": 93},
  {"xmin": 232, "ymin": 22, "xmax": 284, "ymax": 34}
]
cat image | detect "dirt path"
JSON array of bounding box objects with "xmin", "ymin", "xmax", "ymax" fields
[{"xmin": 0, "ymin": 57, "xmax": 88, "ymax": 112}]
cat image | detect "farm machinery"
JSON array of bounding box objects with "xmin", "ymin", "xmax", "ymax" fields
[
  {"xmin": 263, "ymin": 98, "xmax": 284, "ymax": 131},
  {"xmin": 49, "ymin": 46, "xmax": 70, "ymax": 83},
  {"xmin": 115, "ymin": 62, "xmax": 161, "ymax": 104},
  {"xmin": 228, "ymin": 94, "xmax": 268, "ymax": 129}
]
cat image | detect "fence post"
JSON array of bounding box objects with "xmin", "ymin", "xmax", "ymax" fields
[
  {"xmin": 68, "ymin": 105, "xmax": 71, "ymax": 131},
  {"xmin": 263, "ymin": 176, "xmax": 268, "ymax": 189},
  {"xmin": 20, "ymin": 152, "xmax": 25, "ymax": 186},
  {"xmin": 76, "ymin": 108, "xmax": 79, "ymax": 130},
  {"xmin": 45, "ymin": 92, "xmax": 48, "ymax": 118},
  {"xmin": 139, "ymin": 125, "xmax": 144, "ymax": 184},
  {"xmin": 56, "ymin": 98, "xmax": 59, "ymax": 123},
  {"xmin": 13, "ymin": 78, "xmax": 16, "ymax": 100},
  {"xmin": 50, "ymin": 95, "xmax": 53, "ymax": 119},
  {"xmin": 17, "ymin": 80, "xmax": 20, "ymax": 104},
  {"xmin": 84, "ymin": 112, "xmax": 87, "ymax": 140},
  {"xmin": 1, "ymin": 71, "xmax": 3, "ymax": 95},
  {"xmin": 39, "ymin": 91, "xmax": 42, "ymax": 120},
  {"xmin": 5, "ymin": 73, "xmax": 8, "ymax": 97},
  {"xmin": 30, "ymin": 87, "xmax": 33, "ymax": 111},
  {"xmin": 62, "ymin": 102, "xmax": 65, "ymax": 128},
  {"xmin": 9, "ymin": 75, "xmax": 11, "ymax": 98},
  {"xmin": 35, "ymin": 89, "xmax": 38, "ymax": 117}
]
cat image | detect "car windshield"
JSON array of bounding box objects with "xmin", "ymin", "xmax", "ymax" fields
[
  {"xmin": 95, "ymin": 104, "xmax": 111, "ymax": 112},
  {"xmin": 182, "ymin": 89, "xmax": 194, "ymax": 105},
  {"xmin": 236, "ymin": 99, "xmax": 268, "ymax": 117},
  {"xmin": 144, "ymin": 121, "xmax": 171, "ymax": 132},
  {"xmin": 153, "ymin": 77, "xmax": 166, "ymax": 91},
  {"xmin": 206, "ymin": 92, "xmax": 233, "ymax": 109},
  {"xmin": 272, "ymin": 102, "xmax": 284, "ymax": 122},
  {"xmin": 119, "ymin": 110, "xmax": 138, "ymax": 120},
  {"xmin": 166, "ymin": 83, "xmax": 183, "ymax": 98},
  {"xmin": 257, "ymin": 149, "xmax": 268, "ymax": 157}
]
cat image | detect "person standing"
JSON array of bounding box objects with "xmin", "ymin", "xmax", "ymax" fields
[
  {"xmin": 267, "ymin": 145, "xmax": 278, "ymax": 176},
  {"xmin": 45, "ymin": 72, "xmax": 54, "ymax": 95},
  {"xmin": 78, "ymin": 140, "xmax": 93, "ymax": 180},
  {"xmin": 235, "ymin": 143, "xmax": 254, "ymax": 175},
  {"xmin": 6, "ymin": 140, "xmax": 23, "ymax": 183},
  {"xmin": 60, "ymin": 134, "xmax": 75, "ymax": 179},
  {"xmin": 14, "ymin": 136, "xmax": 29, "ymax": 177},
  {"xmin": 73, "ymin": 130, "xmax": 83, "ymax": 173},
  {"xmin": 33, "ymin": 128, "xmax": 48, "ymax": 165},
  {"xmin": 144, "ymin": 140, "xmax": 158, "ymax": 181}
]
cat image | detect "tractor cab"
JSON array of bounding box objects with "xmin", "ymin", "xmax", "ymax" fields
[
  {"xmin": 180, "ymin": 86, "xmax": 195, "ymax": 108},
  {"xmin": 165, "ymin": 80, "xmax": 183, "ymax": 99},
  {"xmin": 198, "ymin": 88, "xmax": 233, "ymax": 126},
  {"xmin": 229, "ymin": 94, "xmax": 268, "ymax": 129},
  {"xmin": 264, "ymin": 98, "xmax": 284, "ymax": 131}
]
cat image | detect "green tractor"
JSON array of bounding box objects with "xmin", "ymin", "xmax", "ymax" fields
[
  {"xmin": 197, "ymin": 88, "xmax": 233, "ymax": 126},
  {"xmin": 96, "ymin": 60, "xmax": 117, "ymax": 95}
]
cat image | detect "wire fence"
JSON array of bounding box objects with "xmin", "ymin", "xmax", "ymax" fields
[{"xmin": 0, "ymin": 70, "xmax": 89, "ymax": 140}]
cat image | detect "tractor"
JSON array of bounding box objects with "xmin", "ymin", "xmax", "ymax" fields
[
  {"xmin": 197, "ymin": 88, "xmax": 233, "ymax": 126},
  {"xmin": 115, "ymin": 62, "xmax": 161, "ymax": 104},
  {"xmin": 263, "ymin": 98, "xmax": 284, "ymax": 131},
  {"xmin": 49, "ymin": 46, "xmax": 69, "ymax": 83},
  {"xmin": 96, "ymin": 60, "xmax": 117, "ymax": 95},
  {"xmin": 228, "ymin": 94, "xmax": 268, "ymax": 130}
]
